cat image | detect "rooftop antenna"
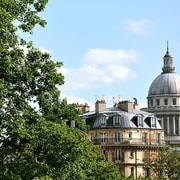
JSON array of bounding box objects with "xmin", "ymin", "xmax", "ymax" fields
[
  {"xmin": 113, "ymin": 96, "xmax": 117, "ymax": 105},
  {"xmin": 94, "ymin": 94, "xmax": 98, "ymax": 101},
  {"xmin": 118, "ymin": 95, "xmax": 121, "ymax": 102},
  {"xmin": 102, "ymin": 94, "xmax": 105, "ymax": 100}
]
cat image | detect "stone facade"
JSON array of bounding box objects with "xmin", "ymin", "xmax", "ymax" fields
[{"xmin": 83, "ymin": 100, "xmax": 166, "ymax": 179}]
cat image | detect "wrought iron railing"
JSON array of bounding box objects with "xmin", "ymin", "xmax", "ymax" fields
[{"xmin": 91, "ymin": 138, "xmax": 166, "ymax": 146}]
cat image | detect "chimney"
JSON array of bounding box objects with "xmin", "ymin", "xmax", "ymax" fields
[
  {"xmin": 95, "ymin": 99, "xmax": 106, "ymax": 113},
  {"xmin": 133, "ymin": 98, "xmax": 139, "ymax": 110},
  {"xmin": 117, "ymin": 100, "xmax": 133, "ymax": 112},
  {"xmin": 76, "ymin": 103, "xmax": 90, "ymax": 113}
]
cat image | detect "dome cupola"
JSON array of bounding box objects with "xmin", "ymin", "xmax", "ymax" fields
[
  {"xmin": 162, "ymin": 41, "xmax": 175, "ymax": 73},
  {"xmin": 148, "ymin": 42, "xmax": 180, "ymax": 96}
]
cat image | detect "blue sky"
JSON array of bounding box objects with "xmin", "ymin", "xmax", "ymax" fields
[{"xmin": 21, "ymin": 0, "xmax": 180, "ymax": 110}]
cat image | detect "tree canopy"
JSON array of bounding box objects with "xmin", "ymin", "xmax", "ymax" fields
[
  {"xmin": 0, "ymin": 120, "xmax": 122, "ymax": 179},
  {"xmin": 151, "ymin": 147, "xmax": 180, "ymax": 180},
  {"xmin": 0, "ymin": 1, "xmax": 122, "ymax": 179}
]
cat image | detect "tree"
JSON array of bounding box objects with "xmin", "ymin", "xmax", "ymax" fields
[
  {"xmin": 149, "ymin": 147, "xmax": 180, "ymax": 180},
  {"xmin": 0, "ymin": 1, "xmax": 122, "ymax": 179},
  {"xmin": 0, "ymin": 120, "xmax": 122, "ymax": 179}
]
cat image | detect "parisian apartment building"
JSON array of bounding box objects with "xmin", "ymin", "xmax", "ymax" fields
[{"xmin": 75, "ymin": 44, "xmax": 180, "ymax": 179}]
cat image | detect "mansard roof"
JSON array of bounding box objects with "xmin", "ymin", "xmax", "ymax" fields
[{"xmin": 83, "ymin": 107, "xmax": 162, "ymax": 130}]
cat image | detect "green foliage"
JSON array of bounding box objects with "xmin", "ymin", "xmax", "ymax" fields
[
  {"xmin": 0, "ymin": 0, "xmax": 48, "ymax": 33},
  {"xmin": 150, "ymin": 147, "xmax": 180, "ymax": 180},
  {"xmin": 0, "ymin": 0, "xmax": 123, "ymax": 179},
  {"xmin": 0, "ymin": 120, "xmax": 121, "ymax": 179}
]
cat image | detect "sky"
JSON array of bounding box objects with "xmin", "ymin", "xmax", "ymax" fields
[{"xmin": 21, "ymin": 0, "xmax": 180, "ymax": 110}]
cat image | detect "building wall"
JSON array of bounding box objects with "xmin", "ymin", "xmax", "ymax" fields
[
  {"xmin": 83, "ymin": 100, "xmax": 165, "ymax": 178},
  {"xmin": 87, "ymin": 127, "xmax": 164, "ymax": 178},
  {"xmin": 88, "ymin": 128, "xmax": 164, "ymax": 145}
]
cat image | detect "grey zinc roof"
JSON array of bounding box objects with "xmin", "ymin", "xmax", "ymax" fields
[
  {"xmin": 83, "ymin": 107, "xmax": 162, "ymax": 129},
  {"xmin": 148, "ymin": 73, "xmax": 180, "ymax": 96}
]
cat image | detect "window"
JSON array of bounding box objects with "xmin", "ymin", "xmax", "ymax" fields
[
  {"xmin": 164, "ymin": 98, "xmax": 168, "ymax": 105},
  {"xmin": 100, "ymin": 117, "xmax": 106, "ymax": 126},
  {"xmin": 145, "ymin": 168, "xmax": 150, "ymax": 177},
  {"xmin": 142, "ymin": 132, "xmax": 147, "ymax": 144},
  {"xmin": 143, "ymin": 150, "xmax": 150, "ymax": 162},
  {"xmin": 113, "ymin": 115, "xmax": 121, "ymax": 126},
  {"xmin": 138, "ymin": 115, "xmax": 143, "ymax": 127},
  {"xmin": 102, "ymin": 150, "xmax": 107, "ymax": 160},
  {"xmin": 131, "ymin": 167, "xmax": 134, "ymax": 176},
  {"xmin": 114, "ymin": 132, "xmax": 121, "ymax": 143},
  {"xmin": 155, "ymin": 133, "xmax": 160, "ymax": 144},
  {"xmin": 173, "ymin": 98, "xmax": 176, "ymax": 105},
  {"xmin": 129, "ymin": 132, "xmax": 132, "ymax": 139},
  {"xmin": 151, "ymin": 117, "xmax": 156, "ymax": 127},
  {"xmin": 130, "ymin": 151, "xmax": 134, "ymax": 158},
  {"xmin": 100, "ymin": 132, "xmax": 106, "ymax": 144},
  {"xmin": 150, "ymin": 99, "xmax": 153, "ymax": 106},
  {"xmin": 115, "ymin": 149, "xmax": 121, "ymax": 162},
  {"xmin": 156, "ymin": 99, "xmax": 160, "ymax": 106},
  {"xmin": 102, "ymin": 149, "xmax": 106, "ymax": 155},
  {"xmin": 90, "ymin": 133, "xmax": 95, "ymax": 140}
]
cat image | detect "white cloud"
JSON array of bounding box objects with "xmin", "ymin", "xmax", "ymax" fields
[
  {"xmin": 124, "ymin": 19, "xmax": 153, "ymax": 36},
  {"xmin": 83, "ymin": 48, "xmax": 137, "ymax": 65},
  {"xmin": 61, "ymin": 48, "xmax": 139, "ymax": 90}
]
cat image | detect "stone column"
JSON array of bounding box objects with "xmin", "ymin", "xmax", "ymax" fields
[
  {"xmin": 173, "ymin": 116, "xmax": 176, "ymax": 135},
  {"xmin": 167, "ymin": 116, "xmax": 169, "ymax": 134},
  {"xmin": 178, "ymin": 116, "xmax": 180, "ymax": 135},
  {"xmin": 161, "ymin": 117, "xmax": 164, "ymax": 128}
]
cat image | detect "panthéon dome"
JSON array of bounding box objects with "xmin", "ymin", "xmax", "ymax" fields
[{"xmin": 148, "ymin": 43, "xmax": 180, "ymax": 96}]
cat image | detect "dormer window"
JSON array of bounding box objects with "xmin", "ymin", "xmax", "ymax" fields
[
  {"xmin": 138, "ymin": 115, "xmax": 143, "ymax": 127},
  {"xmin": 100, "ymin": 116, "xmax": 106, "ymax": 126},
  {"xmin": 131, "ymin": 115, "xmax": 144, "ymax": 127},
  {"xmin": 113, "ymin": 115, "xmax": 122, "ymax": 126},
  {"xmin": 151, "ymin": 117, "xmax": 156, "ymax": 128}
]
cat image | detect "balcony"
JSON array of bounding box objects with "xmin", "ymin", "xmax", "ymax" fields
[{"xmin": 91, "ymin": 138, "xmax": 166, "ymax": 147}]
